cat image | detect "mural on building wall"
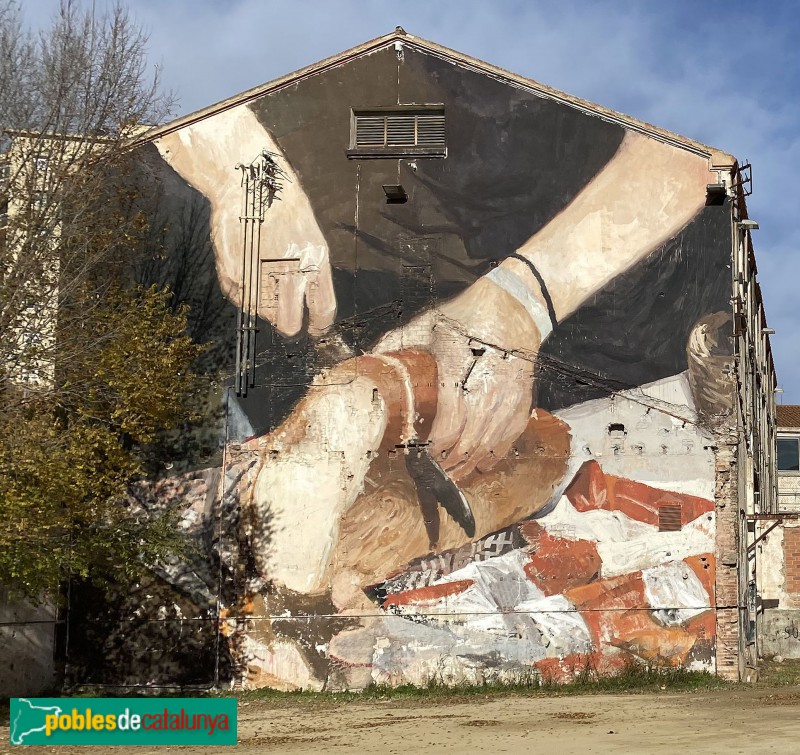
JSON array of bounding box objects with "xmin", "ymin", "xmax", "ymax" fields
[{"xmin": 66, "ymin": 44, "xmax": 735, "ymax": 689}]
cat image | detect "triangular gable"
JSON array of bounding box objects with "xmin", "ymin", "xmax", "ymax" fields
[{"xmin": 139, "ymin": 28, "xmax": 735, "ymax": 170}]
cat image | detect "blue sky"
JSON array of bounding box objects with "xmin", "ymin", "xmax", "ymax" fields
[{"xmin": 24, "ymin": 0, "xmax": 800, "ymax": 400}]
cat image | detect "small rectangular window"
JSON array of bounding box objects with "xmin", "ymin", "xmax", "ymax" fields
[
  {"xmin": 259, "ymin": 258, "xmax": 300, "ymax": 311},
  {"xmin": 778, "ymin": 437, "xmax": 800, "ymax": 471},
  {"xmin": 658, "ymin": 503, "xmax": 683, "ymax": 532},
  {"xmin": 348, "ymin": 106, "xmax": 446, "ymax": 158}
]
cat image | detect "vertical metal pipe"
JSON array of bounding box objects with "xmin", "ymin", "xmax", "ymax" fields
[
  {"xmin": 234, "ymin": 166, "xmax": 247, "ymax": 397},
  {"xmin": 235, "ymin": 151, "xmax": 286, "ymax": 396},
  {"xmin": 246, "ymin": 163, "xmax": 261, "ymax": 385},
  {"xmin": 251, "ymin": 167, "xmax": 264, "ymax": 388}
]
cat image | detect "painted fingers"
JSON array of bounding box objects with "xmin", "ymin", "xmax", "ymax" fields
[
  {"xmin": 155, "ymin": 104, "xmax": 337, "ymax": 340},
  {"xmin": 259, "ymin": 242, "xmax": 336, "ymax": 338}
]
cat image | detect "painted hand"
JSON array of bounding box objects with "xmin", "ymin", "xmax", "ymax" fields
[
  {"xmin": 257, "ymin": 239, "xmax": 336, "ymax": 339},
  {"xmin": 246, "ymin": 272, "xmax": 545, "ymax": 596},
  {"xmin": 155, "ymin": 105, "xmax": 336, "ymax": 339},
  {"xmin": 374, "ymin": 275, "xmax": 541, "ymax": 480}
]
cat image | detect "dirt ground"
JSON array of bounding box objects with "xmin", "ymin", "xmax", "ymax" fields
[
  {"xmin": 232, "ymin": 685, "xmax": 800, "ymax": 754},
  {"xmin": 3, "ymin": 682, "xmax": 800, "ymax": 755}
]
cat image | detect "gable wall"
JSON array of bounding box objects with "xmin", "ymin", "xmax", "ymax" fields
[{"xmin": 65, "ymin": 44, "xmax": 745, "ymax": 689}]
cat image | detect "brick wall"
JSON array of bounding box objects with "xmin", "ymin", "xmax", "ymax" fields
[
  {"xmin": 784, "ymin": 526, "xmax": 800, "ymax": 595},
  {"xmin": 715, "ymin": 438, "xmax": 741, "ymax": 680}
]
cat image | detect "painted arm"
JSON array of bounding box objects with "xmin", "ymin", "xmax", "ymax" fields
[
  {"xmin": 375, "ymin": 131, "xmax": 712, "ymax": 476},
  {"xmin": 499, "ymin": 130, "xmax": 712, "ymax": 325},
  {"xmin": 249, "ymin": 130, "xmax": 714, "ymax": 596}
]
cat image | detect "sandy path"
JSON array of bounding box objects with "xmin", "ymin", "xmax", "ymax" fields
[{"xmin": 3, "ymin": 687, "xmax": 800, "ymax": 754}]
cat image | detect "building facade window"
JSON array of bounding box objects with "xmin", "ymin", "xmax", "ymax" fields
[
  {"xmin": 778, "ymin": 436, "xmax": 800, "ymax": 472},
  {"xmin": 347, "ymin": 106, "xmax": 446, "ymax": 158}
]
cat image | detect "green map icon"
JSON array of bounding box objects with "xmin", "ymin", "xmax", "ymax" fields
[{"xmin": 10, "ymin": 699, "xmax": 63, "ymax": 745}]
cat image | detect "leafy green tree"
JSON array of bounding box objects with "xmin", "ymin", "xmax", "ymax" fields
[
  {"xmin": 0, "ymin": 287, "xmax": 205, "ymax": 598},
  {"xmin": 0, "ymin": 1, "xmax": 208, "ymax": 601}
]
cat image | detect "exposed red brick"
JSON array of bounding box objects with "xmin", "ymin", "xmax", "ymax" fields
[
  {"xmin": 565, "ymin": 460, "xmax": 714, "ymax": 526},
  {"xmin": 784, "ymin": 528, "xmax": 800, "ymax": 595}
]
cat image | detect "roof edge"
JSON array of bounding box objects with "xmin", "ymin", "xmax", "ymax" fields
[
  {"xmin": 399, "ymin": 33, "xmax": 734, "ymax": 165},
  {"xmin": 137, "ymin": 29, "xmax": 735, "ymax": 166},
  {"xmin": 137, "ymin": 30, "xmax": 403, "ymax": 143}
]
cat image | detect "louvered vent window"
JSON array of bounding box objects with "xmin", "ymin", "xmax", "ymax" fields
[
  {"xmin": 348, "ymin": 107, "xmax": 446, "ymax": 158},
  {"xmin": 658, "ymin": 503, "xmax": 683, "ymax": 532}
]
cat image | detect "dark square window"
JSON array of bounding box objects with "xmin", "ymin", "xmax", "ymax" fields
[{"xmin": 778, "ymin": 437, "xmax": 800, "ymax": 471}]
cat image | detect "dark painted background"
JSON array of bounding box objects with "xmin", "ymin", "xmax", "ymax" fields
[
  {"xmin": 132, "ymin": 44, "xmax": 731, "ymax": 435},
  {"xmin": 243, "ymin": 45, "xmax": 731, "ymax": 430}
]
